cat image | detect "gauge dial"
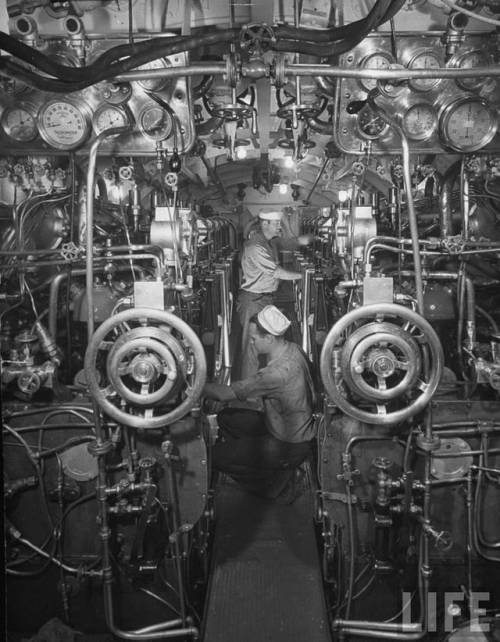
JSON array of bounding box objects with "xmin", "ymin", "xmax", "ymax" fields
[
  {"xmin": 357, "ymin": 104, "xmax": 388, "ymax": 140},
  {"xmin": 407, "ymin": 50, "xmax": 442, "ymax": 92},
  {"xmin": 138, "ymin": 105, "xmax": 173, "ymax": 141},
  {"xmin": 439, "ymin": 97, "xmax": 497, "ymax": 152},
  {"xmin": 92, "ymin": 104, "xmax": 129, "ymax": 135},
  {"xmin": 359, "ymin": 52, "xmax": 395, "ymax": 92},
  {"xmin": 450, "ymin": 50, "xmax": 489, "ymax": 91},
  {"xmin": 1, "ymin": 104, "xmax": 37, "ymax": 142},
  {"xmin": 135, "ymin": 58, "xmax": 172, "ymax": 92},
  {"xmin": 38, "ymin": 99, "xmax": 91, "ymax": 150},
  {"xmin": 402, "ymin": 103, "xmax": 437, "ymax": 141}
]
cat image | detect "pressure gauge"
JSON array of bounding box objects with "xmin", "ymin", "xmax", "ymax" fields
[
  {"xmin": 359, "ymin": 52, "xmax": 395, "ymax": 92},
  {"xmin": 1, "ymin": 104, "xmax": 37, "ymax": 142},
  {"xmin": 138, "ymin": 105, "xmax": 173, "ymax": 141},
  {"xmin": 135, "ymin": 58, "xmax": 172, "ymax": 92},
  {"xmin": 92, "ymin": 103, "xmax": 130, "ymax": 136},
  {"xmin": 439, "ymin": 97, "xmax": 497, "ymax": 152},
  {"xmin": 407, "ymin": 49, "xmax": 442, "ymax": 92},
  {"xmin": 402, "ymin": 103, "xmax": 437, "ymax": 141},
  {"xmin": 449, "ymin": 49, "xmax": 489, "ymax": 91},
  {"xmin": 38, "ymin": 98, "xmax": 91, "ymax": 150},
  {"xmin": 357, "ymin": 104, "xmax": 388, "ymax": 140}
]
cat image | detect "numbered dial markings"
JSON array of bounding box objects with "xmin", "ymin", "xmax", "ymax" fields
[
  {"xmin": 357, "ymin": 104, "xmax": 388, "ymax": 140},
  {"xmin": 407, "ymin": 50, "xmax": 442, "ymax": 92},
  {"xmin": 139, "ymin": 105, "xmax": 173, "ymax": 141},
  {"xmin": 402, "ymin": 103, "xmax": 437, "ymax": 141},
  {"xmin": 38, "ymin": 99, "xmax": 91, "ymax": 150},
  {"xmin": 439, "ymin": 97, "xmax": 497, "ymax": 152},
  {"xmin": 359, "ymin": 52, "xmax": 395, "ymax": 92},
  {"xmin": 1, "ymin": 105, "xmax": 37, "ymax": 142},
  {"xmin": 92, "ymin": 104, "xmax": 129, "ymax": 136}
]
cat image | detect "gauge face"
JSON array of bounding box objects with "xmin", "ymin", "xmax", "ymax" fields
[
  {"xmin": 407, "ymin": 50, "xmax": 442, "ymax": 92},
  {"xmin": 439, "ymin": 97, "xmax": 497, "ymax": 152},
  {"xmin": 357, "ymin": 104, "xmax": 388, "ymax": 139},
  {"xmin": 451, "ymin": 50, "xmax": 489, "ymax": 91},
  {"xmin": 139, "ymin": 105, "xmax": 173, "ymax": 141},
  {"xmin": 359, "ymin": 52, "xmax": 395, "ymax": 92},
  {"xmin": 135, "ymin": 58, "xmax": 171, "ymax": 92},
  {"xmin": 38, "ymin": 99, "xmax": 91, "ymax": 150},
  {"xmin": 402, "ymin": 103, "xmax": 437, "ymax": 141},
  {"xmin": 1, "ymin": 104, "xmax": 37, "ymax": 142},
  {"xmin": 92, "ymin": 104, "xmax": 129, "ymax": 135}
]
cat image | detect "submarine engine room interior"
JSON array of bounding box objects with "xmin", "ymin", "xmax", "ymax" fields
[{"xmin": 2, "ymin": 0, "xmax": 500, "ymax": 640}]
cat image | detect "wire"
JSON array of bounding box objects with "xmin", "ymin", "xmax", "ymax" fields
[{"xmin": 439, "ymin": 0, "xmax": 500, "ymax": 26}]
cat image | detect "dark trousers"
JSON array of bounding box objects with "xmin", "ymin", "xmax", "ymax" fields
[{"xmin": 212, "ymin": 407, "xmax": 311, "ymax": 498}]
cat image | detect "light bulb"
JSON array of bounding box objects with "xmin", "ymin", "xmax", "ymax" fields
[
  {"xmin": 279, "ymin": 183, "xmax": 288, "ymax": 195},
  {"xmin": 338, "ymin": 189, "xmax": 349, "ymax": 203},
  {"xmin": 235, "ymin": 145, "xmax": 247, "ymax": 160},
  {"xmin": 284, "ymin": 156, "xmax": 294, "ymax": 169}
]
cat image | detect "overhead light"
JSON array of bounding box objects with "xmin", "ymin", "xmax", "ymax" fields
[
  {"xmin": 338, "ymin": 189, "xmax": 349, "ymax": 203},
  {"xmin": 284, "ymin": 156, "xmax": 295, "ymax": 169},
  {"xmin": 235, "ymin": 145, "xmax": 247, "ymax": 160},
  {"xmin": 279, "ymin": 183, "xmax": 288, "ymax": 195}
]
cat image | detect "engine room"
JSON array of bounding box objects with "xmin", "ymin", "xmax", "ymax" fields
[{"xmin": 2, "ymin": 1, "xmax": 500, "ymax": 641}]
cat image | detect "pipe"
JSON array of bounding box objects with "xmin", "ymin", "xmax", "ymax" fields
[
  {"xmin": 304, "ymin": 157, "xmax": 330, "ymax": 204},
  {"xmin": 115, "ymin": 63, "xmax": 226, "ymax": 83},
  {"xmin": 86, "ymin": 126, "xmax": 133, "ymax": 343},
  {"xmin": 439, "ymin": 161, "xmax": 462, "ymax": 239}
]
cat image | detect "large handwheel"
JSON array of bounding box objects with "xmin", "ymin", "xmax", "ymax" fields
[
  {"xmin": 84, "ymin": 308, "xmax": 207, "ymax": 429},
  {"xmin": 320, "ymin": 304, "xmax": 444, "ymax": 425}
]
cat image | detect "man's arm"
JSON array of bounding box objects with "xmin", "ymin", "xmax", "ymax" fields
[
  {"xmin": 203, "ymin": 382, "xmax": 238, "ymax": 402},
  {"xmin": 274, "ymin": 266, "xmax": 303, "ymax": 280}
]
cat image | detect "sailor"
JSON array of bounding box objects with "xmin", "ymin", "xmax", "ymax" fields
[
  {"xmin": 203, "ymin": 305, "xmax": 316, "ymax": 504},
  {"xmin": 236, "ymin": 209, "xmax": 310, "ymax": 379}
]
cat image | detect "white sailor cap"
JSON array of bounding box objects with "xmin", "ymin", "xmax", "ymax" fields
[
  {"xmin": 258, "ymin": 209, "xmax": 283, "ymax": 221},
  {"xmin": 257, "ymin": 305, "xmax": 291, "ymax": 336}
]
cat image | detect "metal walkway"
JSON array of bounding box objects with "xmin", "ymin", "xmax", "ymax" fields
[{"xmin": 201, "ymin": 476, "xmax": 332, "ymax": 642}]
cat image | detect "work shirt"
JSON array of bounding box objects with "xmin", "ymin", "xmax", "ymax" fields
[
  {"xmin": 240, "ymin": 231, "xmax": 280, "ymax": 293},
  {"xmin": 231, "ymin": 341, "xmax": 315, "ymax": 443}
]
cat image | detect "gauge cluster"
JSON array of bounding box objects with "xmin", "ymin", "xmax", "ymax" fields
[
  {"xmin": 335, "ymin": 33, "xmax": 500, "ymax": 155},
  {"xmin": 0, "ymin": 39, "xmax": 195, "ymax": 156}
]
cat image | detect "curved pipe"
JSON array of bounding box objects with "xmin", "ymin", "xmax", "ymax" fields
[
  {"xmin": 439, "ymin": 160, "xmax": 461, "ymax": 238},
  {"xmin": 196, "ymin": 116, "xmax": 224, "ymax": 137}
]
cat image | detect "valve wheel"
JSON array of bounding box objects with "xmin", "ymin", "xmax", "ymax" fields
[
  {"xmin": 84, "ymin": 308, "xmax": 207, "ymax": 429},
  {"xmin": 320, "ymin": 304, "xmax": 443, "ymax": 425}
]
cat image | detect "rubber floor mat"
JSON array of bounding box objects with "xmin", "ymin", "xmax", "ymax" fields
[{"xmin": 201, "ymin": 476, "xmax": 332, "ymax": 642}]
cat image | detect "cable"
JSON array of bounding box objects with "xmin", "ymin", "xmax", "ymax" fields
[{"xmin": 439, "ymin": 0, "xmax": 500, "ymax": 26}]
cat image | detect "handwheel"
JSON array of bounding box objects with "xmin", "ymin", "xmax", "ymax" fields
[
  {"xmin": 320, "ymin": 304, "xmax": 444, "ymax": 425},
  {"xmin": 84, "ymin": 308, "xmax": 207, "ymax": 429}
]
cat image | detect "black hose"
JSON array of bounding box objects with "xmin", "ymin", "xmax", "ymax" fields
[
  {"xmin": 0, "ymin": 30, "xmax": 239, "ymax": 92},
  {"xmin": 275, "ymin": 0, "xmax": 400, "ymax": 43}
]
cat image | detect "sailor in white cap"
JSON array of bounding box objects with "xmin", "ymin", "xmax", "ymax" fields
[
  {"xmin": 203, "ymin": 305, "xmax": 316, "ymax": 504},
  {"xmin": 236, "ymin": 208, "xmax": 311, "ymax": 380}
]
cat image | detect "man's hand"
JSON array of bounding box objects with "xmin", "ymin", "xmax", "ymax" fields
[
  {"xmin": 203, "ymin": 382, "xmax": 237, "ymax": 402},
  {"xmin": 297, "ymin": 234, "xmax": 314, "ymax": 246}
]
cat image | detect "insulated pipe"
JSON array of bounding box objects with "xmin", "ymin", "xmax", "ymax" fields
[{"xmin": 86, "ymin": 126, "xmax": 132, "ymax": 343}]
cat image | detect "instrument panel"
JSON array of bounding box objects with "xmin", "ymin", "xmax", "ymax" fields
[
  {"xmin": 334, "ymin": 33, "xmax": 500, "ymax": 155},
  {"xmin": 0, "ymin": 39, "xmax": 195, "ymax": 156}
]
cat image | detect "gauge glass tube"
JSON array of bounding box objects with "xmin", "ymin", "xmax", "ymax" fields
[
  {"xmin": 139, "ymin": 105, "xmax": 173, "ymax": 141},
  {"xmin": 38, "ymin": 99, "xmax": 91, "ymax": 150},
  {"xmin": 402, "ymin": 103, "xmax": 437, "ymax": 141},
  {"xmin": 357, "ymin": 104, "xmax": 388, "ymax": 140},
  {"xmin": 92, "ymin": 104, "xmax": 129, "ymax": 135},
  {"xmin": 135, "ymin": 58, "xmax": 171, "ymax": 92},
  {"xmin": 440, "ymin": 97, "xmax": 497, "ymax": 152},
  {"xmin": 359, "ymin": 52, "xmax": 395, "ymax": 92},
  {"xmin": 1, "ymin": 104, "xmax": 37, "ymax": 142},
  {"xmin": 407, "ymin": 50, "xmax": 442, "ymax": 92},
  {"xmin": 452, "ymin": 50, "xmax": 489, "ymax": 91}
]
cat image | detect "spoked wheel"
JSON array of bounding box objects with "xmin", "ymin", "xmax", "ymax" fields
[
  {"xmin": 320, "ymin": 304, "xmax": 444, "ymax": 425},
  {"xmin": 84, "ymin": 308, "xmax": 207, "ymax": 429}
]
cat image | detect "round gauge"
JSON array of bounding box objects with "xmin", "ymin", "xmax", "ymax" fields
[
  {"xmin": 407, "ymin": 49, "xmax": 442, "ymax": 92},
  {"xmin": 439, "ymin": 97, "xmax": 497, "ymax": 152},
  {"xmin": 450, "ymin": 49, "xmax": 489, "ymax": 91},
  {"xmin": 359, "ymin": 52, "xmax": 395, "ymax": 92},
  {"xmin": 1, "ymin": 104, "xmax": 37, "ymax": 142},
  {"xmin": 38, "ymin": 99, "xmax": 91, "ymax": 150},
  {"xmin": 138, "ymin": 105, "xmax": 173, "ymax": 141},
  {"xmin": 92, "ymin": 104, "xmax": 129, "ymax": 136},
  {"xmin": 402, "ymin": 103, "xmax": 437, "ymax": 141},
  {"xmin": 357, "ymin": 104, "xmax": 388, "ymax": 140},
  {"xmin": 135, "ymin": 58, "xmax": 172, "ymax": 92}
]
